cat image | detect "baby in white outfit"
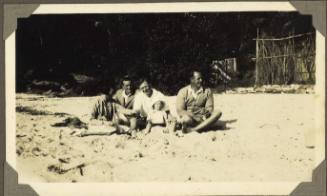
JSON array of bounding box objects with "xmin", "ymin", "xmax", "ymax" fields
[{"xmin": 144, "ymin": 100, "xmax": 170, "ymax": 134}]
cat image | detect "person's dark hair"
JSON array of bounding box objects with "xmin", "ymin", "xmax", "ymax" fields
[
  {"xmin": 137, "ymin": 77, "xmax": 151, "ymax": 88},
  {"xmin": 121, "ymin": 75, "xmax": 132, "ymax": 85},
  {"xmin": 188, "ymin": 69, "xmax": 208, "ymax": 88},
  {"xmin": 120, "ymin": 75, "xmax": 136, "ymax": 94},
  {"xmin": 189, "ymin": 70, "xmax": 202, "ymax": 80}
]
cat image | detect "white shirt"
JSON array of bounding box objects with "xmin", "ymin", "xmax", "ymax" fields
[
  {"xmin": 122, "ymin": 90, "xmax": 132, "ymax": 105},
  {"xmin": 133, "ymin": 89, "xmax": 167, "ymax": 117},
  {"xmin": 147, "ymin": 110, "xmax": 168, "ymax": 124}
]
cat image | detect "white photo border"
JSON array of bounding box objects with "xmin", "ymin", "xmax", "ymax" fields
[{"xmin": 5, "ymin": 2, "xmax": 325, "ymax": 195}]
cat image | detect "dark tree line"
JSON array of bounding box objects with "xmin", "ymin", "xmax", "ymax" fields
[{"xmin": 16, "ymin": 12, "xmax": 314, "ymax": 95}]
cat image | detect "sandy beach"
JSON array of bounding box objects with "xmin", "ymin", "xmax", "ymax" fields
[{"xmin": 15, "ymin": 93, "xmax": 315, "ymax": 182}]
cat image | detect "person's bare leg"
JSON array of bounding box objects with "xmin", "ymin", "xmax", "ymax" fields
[
  {"xmin": 163, "ymin": 115, "xmax": 177, "ymax": 134},
  {"xmin": 167, "ymin": 118, "xmax": 177, "ymax": 133},
  {"xmin": 191, "ymin": 110, "xmax": 222, "ymax": 132},
  {"xmin": 114, "ymin": 113, "xmax": 139, "ymax": 136},
  {"xmin": 116, "ymin": 113, "xmax": 129, "ymax": 125},
  {"xmin": 129, "ymin": 117, "xmax": 137, "ymax": 130},
  {"xmin": 144, "ymin": 122, "xmax": 152, "ymax": 135},
  {"xmin": 112, "ymin": 114, "xmax": 124, "ymax": 134},
  {"xmin": 179, "ymin": 114, "xmax": 194, "ymax": 133},
  {"xmin": 123, "ymin": 116, "xmax": 138, "ymax": 138}
]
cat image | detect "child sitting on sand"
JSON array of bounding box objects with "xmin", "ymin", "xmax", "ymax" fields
[{"xmin": 144, "ymin": 99, "xmax": 174, "ymax": 134}]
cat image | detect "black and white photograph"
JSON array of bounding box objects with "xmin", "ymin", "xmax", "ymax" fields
[{"xmin": 5, "ymin": 2, "xmax": 325, "ymax": 195}]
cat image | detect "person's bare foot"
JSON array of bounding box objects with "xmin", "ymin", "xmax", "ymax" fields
[
  {"xmin": 116, "ymin": 125, "xmax": 125, "ymax": 134},
  {"xmin": 135, "ymin": 131, "xmax": 146, "ymax": 140},
  {"xmin": 126, "ymin": 129, "xmax": 137, "ymax": 139},
  {"xmin": 175, "ymin": 131, "xmax": 184, "ymax": 137},
  {"xmin": 143, "ymin": 128, "xmax": 151, "ymax": 135}
]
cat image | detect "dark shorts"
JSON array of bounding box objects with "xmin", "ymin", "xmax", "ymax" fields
[{"xmin": 136, "ymin": 115, "xmax": 147, "ymax": 129}]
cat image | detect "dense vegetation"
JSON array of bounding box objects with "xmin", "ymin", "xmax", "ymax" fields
[{"xmin": 16, "ymin": 12, "xmax": 314, "ymax": 96}]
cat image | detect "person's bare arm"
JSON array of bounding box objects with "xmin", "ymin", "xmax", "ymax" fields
[
  {"xmin": 115, "ymin": 104, "xmax": 136, "ymax": 116},
  {"xmin": 132, "ymin": 93, "xmax": 142, "ymax": 114}
]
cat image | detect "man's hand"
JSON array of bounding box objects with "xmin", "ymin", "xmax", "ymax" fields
[
  {"xmin": 204, "ymin": 111, "xmax": 211, "ymax": 118},
  {"xmin": 197, "ymin": 108, "xmax": 211, "ymax": 118}
]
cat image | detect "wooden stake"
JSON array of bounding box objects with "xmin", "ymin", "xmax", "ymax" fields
[{"xmin": 255, "ymin": 28, "xmax": 259, "ymax": 85}]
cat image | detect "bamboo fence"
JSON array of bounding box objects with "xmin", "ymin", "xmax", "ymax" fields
[{"xmin": 254, "ymin": 30, "xmax": 315, "ymax": 85}]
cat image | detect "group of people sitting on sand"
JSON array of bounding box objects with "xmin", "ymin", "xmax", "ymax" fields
[{"xmin": 90, "ymin": 70, "xmax": 222, "ymax": 137}]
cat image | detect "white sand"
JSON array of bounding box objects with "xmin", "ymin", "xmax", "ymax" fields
[{"xmin": 15, "ymin": 93, "xmax": 315, "ymax": 182}]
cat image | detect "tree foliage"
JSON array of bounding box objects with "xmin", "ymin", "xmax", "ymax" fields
[{"xmin": 16, "ymin": 12, "xmax": 314, "ymax": 95}]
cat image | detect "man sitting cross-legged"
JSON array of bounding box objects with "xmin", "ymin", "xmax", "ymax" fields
[{"xmin": 176, "ymin": 70, "xmax": 222, "ymax": 133}]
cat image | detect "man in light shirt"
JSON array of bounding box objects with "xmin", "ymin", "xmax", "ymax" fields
[
  {"xmin": 176, "ymin": 70, "xmax": 222, "ymax": 133},
  {"xmin": 112, "ymin": 76, "xmax": 137, "ymax": 129}
]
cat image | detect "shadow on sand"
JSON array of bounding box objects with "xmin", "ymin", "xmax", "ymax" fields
[{"xmin": 199, "ymin": 119, "xmax": 238, "ymax": 133}]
